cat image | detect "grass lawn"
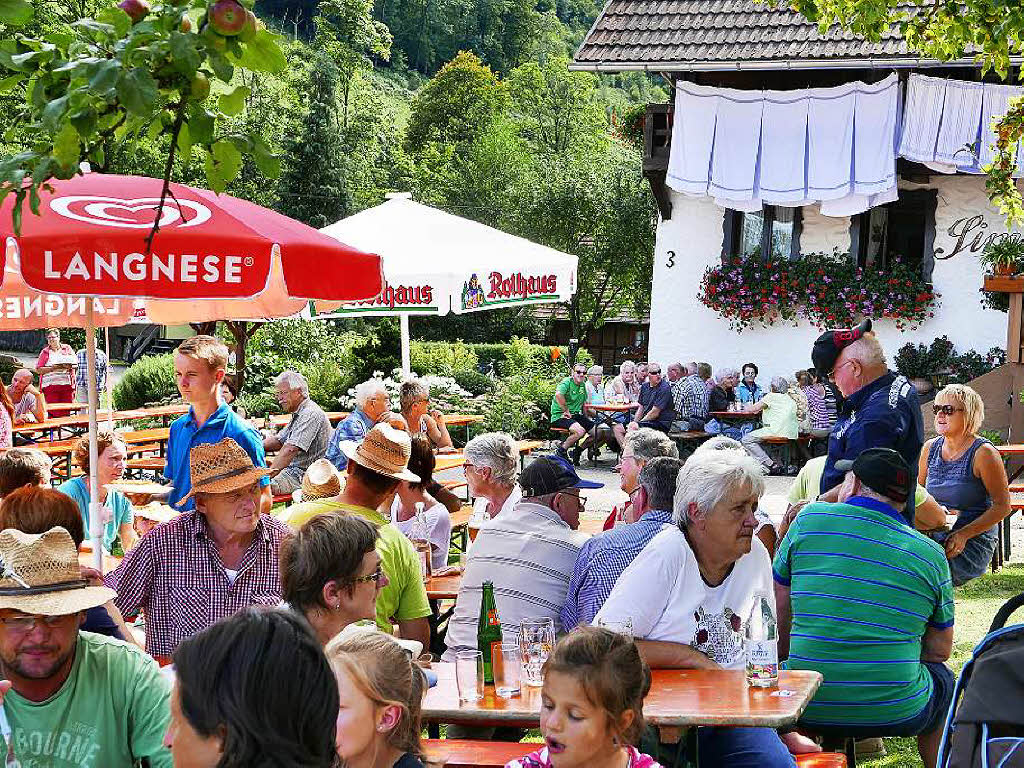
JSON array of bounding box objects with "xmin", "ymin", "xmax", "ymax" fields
[{"xmin": 860, "ymin": 563, "xmax": 1024, "ymax": 768}]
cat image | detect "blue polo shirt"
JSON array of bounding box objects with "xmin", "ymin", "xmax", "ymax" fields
[
  {"xmin": 164, "ymin": 403, "xmax": 269, "ymax": 511},
  {"xmin": 821, "ymin": 371, "xmax": 923, "ymax": 521}
]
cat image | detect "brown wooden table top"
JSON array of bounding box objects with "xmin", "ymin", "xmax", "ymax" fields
[
  {"xmin": 451, "ymin": 506, "xmax": 473, "ymax": 529},
  {"xmin": 266, "ymin": 411, "xmax": 350, "ymax": 428},
  {"xmin": 12, "ymin": 410, "xmax": 118, "ymax": 434},
  {"xmin": 422, "ymin": 663, "xmax": 822, "ymax": 729},
  {"xmin": 119, "ymin": 427, "xmax": 171, "ymax": 443},
  {"xmin": 45, "ymin": 402, "xmax": 88, "ymax": 414},
  {"xmin": 22, "ymin": 439, "xmax": 78, "ymax": 456},
  {"xmin": 77, "ymin": 549, "xmax": 122, "ymax": 573},
  {"xmin": 709, "ymin": 410, "xmax": 760, "ymax": 420},
  {"xmin": 435, "ymin": 440, "xmax": 544, "ymax": 474},
  {"xmin": 129, "ymin": 404, "xmax": 190, "ymax": 418},
  {"xmin": 446, "ymin": 414, "xmax": 484, "ymax": 427},
  {"xmin": 425, "ymin": 573, "xmax": 462, "ymax": 600}
]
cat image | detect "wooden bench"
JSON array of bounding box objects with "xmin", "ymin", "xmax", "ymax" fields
[{"xmin": 421, "ymin": 740, "xmax": 846, "ymax": 768}]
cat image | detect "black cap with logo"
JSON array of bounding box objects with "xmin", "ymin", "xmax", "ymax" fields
[
  {"xmin": 835, "ymin": 447, "xmax": 911, "ymax": 505},
  {"xmin": 811, "ymin": 318, "xmax": 872, "ymax": 378}
]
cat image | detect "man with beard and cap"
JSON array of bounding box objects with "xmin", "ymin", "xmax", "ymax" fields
[{"xmin": 810, "ymin": 318, "xmax": 924, "ymax": 522}]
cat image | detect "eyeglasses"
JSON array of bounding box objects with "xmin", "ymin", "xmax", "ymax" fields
[
  {"xmin": 933, "ymin": 405, "xmax": 964, "ymax": 416},
  {"xmin": 353, "ymin": 565, "xmax": 386, "ymax": 585},
  {"xmin": 830, "ymin": 360, "xmax": 855, "ymax": 378},
  {"xmin": 558, "ymin": 491, "xmax": 586, "ymax": 508},
  {"xmin": 0, "ymin": 614, "xmax": 68, "ymax": 633}
]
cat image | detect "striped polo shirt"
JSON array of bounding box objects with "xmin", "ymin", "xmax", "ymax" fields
[{"xmin": 773, "ymin": 496, "xmax": 954, "ymax": 727}]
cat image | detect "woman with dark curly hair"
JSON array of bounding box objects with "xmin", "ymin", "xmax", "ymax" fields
[{"xmin": 166, "ymin": 607, "xmax": 341, "ymax": 768}]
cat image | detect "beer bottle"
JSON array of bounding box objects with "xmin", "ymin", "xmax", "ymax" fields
[{"xmin": 477, "ymin": 581, "xmax": 502, "ymax": 684}]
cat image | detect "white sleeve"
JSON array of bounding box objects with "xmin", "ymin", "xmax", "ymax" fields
[{"xmin": 594, "ymin": 537, "xmax": 677, "ymax": 639}]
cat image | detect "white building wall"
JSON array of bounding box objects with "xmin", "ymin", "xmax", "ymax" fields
[{"xmin": 648, "ymin": 175, "xmax": 1008, "ymax": 380}]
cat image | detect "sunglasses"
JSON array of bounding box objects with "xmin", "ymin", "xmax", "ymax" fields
[
  {"xmin": 353, "ymin": 565, "xmax": 386, "ymax": 585},
  {"xmin": 932, "ymin": 405, "xmax": 964, "ymax": 416}
]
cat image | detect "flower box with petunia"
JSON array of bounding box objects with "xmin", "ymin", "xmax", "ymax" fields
[{"xmin": 697, "ymin": 251, "xmax": 939, "ymax": 332}]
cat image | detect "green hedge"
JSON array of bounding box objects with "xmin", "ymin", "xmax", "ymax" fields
[
  {"xmin": 411, "ymin": 338, "xmax": 592, "ymax": 379},
  {"xmin": 112, "ymin": 354, "xmax": 178, "ymax": 410}
]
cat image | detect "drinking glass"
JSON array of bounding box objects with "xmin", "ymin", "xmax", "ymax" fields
[
  {"xmin": 494, "ymin": 642, "xmax": 522, "ymax": 698},
  {"xmin": 518, "ymin": 617, "xmax": 555, "ymax": 687},
  {"xmin": 455, "ymin": 650, "xmax": 484, "ymax": 702},
  {"xmin": 596, "ymin": 616, "xmax": 633, "ymax": 639}
]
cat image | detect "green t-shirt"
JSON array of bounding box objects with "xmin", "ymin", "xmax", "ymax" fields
[
  {"xmin": 3, "ymin": 631, "xmax": 171, "ymax": 767},
  {"xmin": 283, "ymin": 500, "xmax": 432, "ymax": 633},
  {"xmin": 788, "ymin": 456, "xmax": 928, "ymax": 509},
  {"xmin": 773, "ymin": 498, "xmax": 955, "ymax": 727},
  {"xmin": 550, "ymin": 377, "xmax": 587, "ymax": 422}
]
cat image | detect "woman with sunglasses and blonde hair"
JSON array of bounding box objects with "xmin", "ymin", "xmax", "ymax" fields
[
  {"xmin": 328, "ymin": 631, "xmax": 428, "ymax": 768},
  {"xmin": 920, "ymin": 384, "xmax": 1011, "ymax": 586}
]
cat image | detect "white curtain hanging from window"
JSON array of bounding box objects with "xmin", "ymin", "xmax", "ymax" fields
[
  {"xmin": 666, "ymin": 74, "xmax": 901, "ymax": 217},
  {"xmin": 898, "ymin": 73, "xmax": 1024, "ymax": 176}
]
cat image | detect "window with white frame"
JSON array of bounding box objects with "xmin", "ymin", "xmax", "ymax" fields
[{"xmin": 722, "ymin": 206, "xmax": 802, "ymax": 261}]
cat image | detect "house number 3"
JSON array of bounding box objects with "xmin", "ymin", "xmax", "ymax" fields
[{"xmin": 666, "ymin": 250, "xmax": 675, "ymax": 268}]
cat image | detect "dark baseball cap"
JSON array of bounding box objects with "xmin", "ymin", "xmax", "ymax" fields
[
  {"xmin": 520, "ymin": 455, "xmax": 603, "ymax": 497},
  {"xmin": 835, "ymin": 447, "xmax": 911, "ymax": 505},
  {"xmin": 811, "ymin": 318, "xmax": 872, "ymax": 377}
]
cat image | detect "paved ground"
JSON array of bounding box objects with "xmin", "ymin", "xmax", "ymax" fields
[{"xmin": 2, "ymin": 349, "xmax": 128, "ymax": 388}]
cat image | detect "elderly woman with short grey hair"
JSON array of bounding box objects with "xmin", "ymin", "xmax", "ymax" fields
[
  {"xmin": 708, "ymin": 367, "xmax": 739, "ymax": 413},
  {"xmin": 594, "ymin": 448, "xmax": 793, "ymax": 768},
  {"xmin": 400, "ymin": 379, "xmax": 454, "ymax": 453},
  {"xmin": 740, "ymin": 376, "xmax": 800, "ymax": 476},
  {"xmin": 464, "ymin": 432, "xmax": 521, "ymax": 521},
  {"xmin": 601, "ymin": 427, "xmax": 678, "ymax": 530},
  {"xmin": 264, "ymin": 369, "xmax": 331, "ymax": 494}
]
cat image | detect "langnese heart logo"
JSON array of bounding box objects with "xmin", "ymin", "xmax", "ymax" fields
[{"xmin": 49, "ymin": 196, "xmax": 213, "ymax": 229}]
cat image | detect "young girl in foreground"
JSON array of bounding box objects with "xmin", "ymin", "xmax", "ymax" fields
[
  {"xmin": 507, "ymin": 626, "xmax": 663, "ymax": 768},
  {"xmin": 328, "ymin": 631, "xmax": 428, "ymax": 768}
]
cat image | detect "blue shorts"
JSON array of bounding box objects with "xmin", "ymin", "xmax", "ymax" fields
[{"xmin": 802, "ymin": 661, "xmax": 955, "ymax": 738}]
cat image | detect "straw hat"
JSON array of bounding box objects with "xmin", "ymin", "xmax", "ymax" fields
[
  {"xmin": 292, "ymin": 458, "xmax": 344, "ymax": 504},
  {"xmin": 0, "ymin": 527, "xmax": 115, "ymax": 616},
  {"xmin": 178, "ymin": 437, "xmax": 271, "ymax": 507},
  {"xmin": 340, "ymin": 424, "xmax": 419, "ymax": 482}
]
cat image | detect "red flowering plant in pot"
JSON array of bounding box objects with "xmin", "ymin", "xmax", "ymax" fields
[{"xmin": 698, "ymin": 251, "xmax": 938, "ymax": 332}]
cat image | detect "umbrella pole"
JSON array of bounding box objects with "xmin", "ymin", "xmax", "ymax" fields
[
  {"xmin": 400, "ymin": 314, "xmax": 411, "ymax": 377},
  {"xmin": 85, "ymin": 302, "xmax": 103, "ymax": 571},
  {"xmin": 104, "ymin": 325, "xmax": 113, "ymax": 430}
]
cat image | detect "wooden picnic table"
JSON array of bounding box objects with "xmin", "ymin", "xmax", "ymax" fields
[
  {"xmin": 12, "ymin": 409, "xmax": 119, "ymax": 438},
  {"xmin": 119, "ymin": 427, "xmax": 171, "ymax": 456},
  {"xmin": 119, "ymin": 403, "xmax": 190, "ymax": 424},
  {"xmin": 264, "ymin": 411, "xmax": 351, "ymax": 429},
  {"xmin": 77, "ymin": 548, "xmax": 122, "ymax": 573},
  {"xmin": 426, "ymin": 572, "xmax": 462, "ymax": 600},
  {"xmin": 45, "ymin": 402, "xmax": 88, "ymax": 415},
  {"xmin": 434, "ymin": 440, "xmax": 543, "ymax": 474},
  {"xmin": 422, "ymin": 663, "xmax": 822, "ymax": 738},
  {"xmin": 709, "ymin": 410, "xmax": 760, "ymax": 420}
]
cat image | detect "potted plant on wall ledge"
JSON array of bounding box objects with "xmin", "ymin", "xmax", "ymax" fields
[{"xmin": 981, "ymin": 236, "xmax": 1024, "ymax": 292}]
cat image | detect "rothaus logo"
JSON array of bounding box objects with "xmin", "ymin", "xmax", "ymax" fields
[
  {"xmin": 352, "ymin": 280, "xmax": 434, "ymax": 309},
  {"xmin": 486, "ymin": 271, "xmax": 558, "ymax": 300},
  {"xmin": 50, "ymin": 196, "xmax": 212, "ymax": 229}
]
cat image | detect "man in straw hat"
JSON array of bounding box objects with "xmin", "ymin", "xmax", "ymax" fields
[
  {"xmin": 0, "ymin": 526, "xmax": 171, "ymax": 767},
  {"xmin": 284, "ymin": 424, "xmax": 431, "ymax": 651},
  {"xmin": 104, "ymin": 438, "xmax": 290, "ymax": 660}
]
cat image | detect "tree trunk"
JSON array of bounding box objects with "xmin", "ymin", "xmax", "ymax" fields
[
  {"xmin": 189, "ymin": 322, "xmax": 218, "ymax": 336},
  {"xmin": 225, "ymin": 320, "xmax": 264, "ymax": 395}
]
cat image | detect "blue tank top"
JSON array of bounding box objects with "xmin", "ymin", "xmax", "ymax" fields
[{"xmin": 926, "ymin": 437, "xmax": 991, "ymax": 529}]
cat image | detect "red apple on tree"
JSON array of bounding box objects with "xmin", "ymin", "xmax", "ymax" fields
[
  {"xmin": 237, "ymin": 9, "xmax": 258, "ymax": 42},
  {"xmin": 208, "ymin": 0, "xmax": 247, "ymax": 36},
  {"xmin": 118, "ymin": 0, "xmax": 150, "ymax": 23}
]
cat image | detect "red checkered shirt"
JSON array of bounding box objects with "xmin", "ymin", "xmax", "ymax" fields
[{"xmin": 104, "ymin": 510, "xmax": 289, "ymax": 658}]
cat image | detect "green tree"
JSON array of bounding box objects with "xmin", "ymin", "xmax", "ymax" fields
[
  {"xmin": 403, "ymin": 51, "xmax": 508, "ymax": 154},
  {"xmin": 276, "ymin": 54, "xmax": 351, "ymax": 227},
  {"xmin": 508, "ymin": 55, "xmax": 604, "ymax": 155},
  {"xmin": 315, "ymin": 0, "xmax": 392, "ymax": 124},
  {"xmin": 0, "ymin": 0, "xmax": 287, "ymax": 237}
]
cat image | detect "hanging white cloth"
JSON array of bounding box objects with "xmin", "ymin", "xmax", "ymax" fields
[
  {"xmin": 666, "ymin": 74, "xmax": 900, "ymax": 217},
  {"xmin": 899, "ymin": 74, "xmax": 1024, "ymax": 176}
]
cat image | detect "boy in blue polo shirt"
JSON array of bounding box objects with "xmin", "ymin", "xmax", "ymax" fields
[{"xmin": 163, "ymin": 335, "xmax": 270, "ymax": 511}]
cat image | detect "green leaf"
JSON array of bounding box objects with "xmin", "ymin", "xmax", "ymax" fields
[
  {"xmin": 146, "ymin": 117, "xmax": 164, "ymax": 140},
  {"xmin": 169, "ymin": 32, "xmax": 201, "ymax": 75},
  {"xmin": 218, "ymin": 85, "xmax": 249, "ymax": 116},
  {"xmin": 250, "ymin": 133, "xmax": 280, "ymax": 178},
  {"xmin": 89, "ymin": 60, "xmax": 120, "ymax": 92},
  {"xmin": 0, "ymin": 0, "xmax": 33, "ymax": 26},
  {"xmin": 177, "ymin": 122, "xmax": 193, "ymax": 165},
  {"xmin": 0, "ymin": 73, "xmax": 23, "ymax": 91},
  {"xmin": 52, "ymin": 123, "xmax": 80, "ymax": 170},
  {"xmin": 95, "ymin": 6, "xmax": 131, "ymax": 38},
  {"xmin": 203, "ymin": 151, "xmax": 226, "ymax": 193},
  {"xmin": 207, "ymin": 51, "xmax": 233, "ymax": 83},
  {"xmin": 116, "ymin": 67, "xmax": 158, "ymax": 116},
  {"xmin": 211, "ymin": 139, "xmax": 242, "ymax": 183},
  {"xmin": 231, "ymin": 29, "xmax": 286, "ymax": 73},
  {"xmin": 40, "ymin": 95, "xmax": 68, "ymax": 131},
  {"xmin": 187, "ymin": 105, "xmax": 215, "ymax": 143}
]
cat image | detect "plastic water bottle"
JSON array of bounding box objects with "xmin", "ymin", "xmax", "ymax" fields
[
  {"xmin": 745, "ymin": 592, "xmax": 779, "ymax": 688},
  {"xmin": 412, "ymin": 502, "xmax": 431, "ymax": 582}
]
